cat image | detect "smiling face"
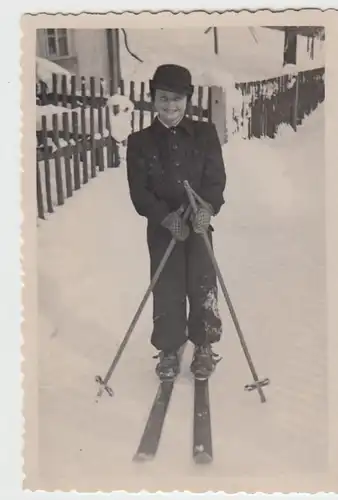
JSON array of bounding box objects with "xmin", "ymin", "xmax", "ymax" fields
[{"xmin": 154, "ymin": 88, "xmax": 188, "ymax": 126}]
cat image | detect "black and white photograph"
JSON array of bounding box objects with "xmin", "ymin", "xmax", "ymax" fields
[{"xmin": 22, "ymin": 11, "xmax": 330, "ymax": 492}]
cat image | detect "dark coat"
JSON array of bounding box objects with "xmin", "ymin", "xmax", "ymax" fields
[{"xmin": 126, "ymin": 116, "xmax": 226, "ymax": 227}]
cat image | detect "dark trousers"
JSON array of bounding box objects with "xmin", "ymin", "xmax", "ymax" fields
[{"xmin": 147, "ymin": 223, "xmax": 222, "ymax": 353}]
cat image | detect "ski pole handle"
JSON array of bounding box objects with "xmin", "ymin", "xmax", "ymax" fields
[
  {"xmin": 186, "ymin": 187, "xmax": 214, "ymax": 213},
  {"xmin": 183, "ymin": 181, "xmax": 200, "ymax": 216}
]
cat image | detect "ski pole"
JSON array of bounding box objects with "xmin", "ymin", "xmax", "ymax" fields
[
  {"xmin": 95, "ymin": 204, "xmax": 192, "ymax": 399},
  {"xmin": 183, "ymin": 180, "xmax": 270, "ymax": 404}
]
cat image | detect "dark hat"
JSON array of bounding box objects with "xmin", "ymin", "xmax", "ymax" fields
[{"xmin": 149, "ymin": 64, "xmax": 194, "ymax": 99}]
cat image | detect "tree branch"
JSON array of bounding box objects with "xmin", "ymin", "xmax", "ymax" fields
[{"xmin": 121, "ymin": 28, "xmax": 144, "ymax": 63}]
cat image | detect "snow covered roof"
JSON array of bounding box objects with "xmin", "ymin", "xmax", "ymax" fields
[
  {"xmin": 265, "ymin": 26, "xmax": 325, "ymax": 38},
  {"xmin": 126, "ymin": 51, "xmax": 236, "ymax": 89},
  {"xmin": 120, "ymin": 27, "xmax": 324, "ymax": 86}
]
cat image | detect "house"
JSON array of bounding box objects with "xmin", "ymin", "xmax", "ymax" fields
[
  {"xmin": 115, "ymin": 26, "xmax": 324, "ymax": 83},
  {"xmin": 36, "ymin": 28, "xmax": 121, "ymax": 91},
  {"xmin": 265, "ymin": 26, "xmax": 325, "ymax": 67},
  {"xmin": 36, "ymin": 27, "xmax": 324, "ymax": 90}
]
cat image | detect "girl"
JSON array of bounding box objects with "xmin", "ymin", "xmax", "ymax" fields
[{"xmin": 126, "ymin": 64, "xmax": 226, "ymax": 381}]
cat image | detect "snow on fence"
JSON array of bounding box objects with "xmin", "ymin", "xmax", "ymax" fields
[
  {"xmin": 234, "ymin": 66, "xmax": 325, "ymax": 140},
  {"xmin": 36, "ymin": 109, "xmax": 120, "ymax": 219},
  {"xmin": 36, "ymin": 73, "xmax": 211, "ymax": 219},
  {"xmin": 118, "ymin": 79, "xmax": 211, "ymax": 134},
  {"xmin": 36, "ymin": 67, "xmax": 324, "ymax": 219},
  {"xmin": 118, "ymin": 68, "xmax": 324, "ymax": 140},
  {"xmin": 37, "ymin": 67, "xmax": 325, "ymax": 138},
  {"xmin": 37, "ymin": 73, "xmax": 109, "ymax": 108},
  {"xmin": 36, "ymin": 74, "xmax": 123, "ymax": 219}
]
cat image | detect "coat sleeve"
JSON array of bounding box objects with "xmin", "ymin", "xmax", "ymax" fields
[
  {"xmin": 198, "ymin": 123, "xmax": 226, "ymax": 215},
  {"xmin": 126, "ymin": 132, "xmax": 171, "ymax": 225}
]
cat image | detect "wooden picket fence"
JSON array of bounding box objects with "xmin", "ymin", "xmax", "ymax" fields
[
  {"xmin": 36, "ymin": 113, "xmax": 120, "ymax": 220},
  {"xmin": 36, "ymin": 66, "xmax": 325, "ymax": 219},
  {"xmin": 116, "ymin": 67, "xmax": 324, "ymax": 140},
  {"xmin": 117, "ymin": 79, "xmax": 212, "ymax": 133},
  {"xmin": 36, "ymin": 75, "xmax": 120, "ymax": 220},
  {"xmin": 37, "ymin": 74, "xmax": 111, "ymax": 108},
  {"xmin": 36, "ymin": 74, "xmax": 211, "ymax": 220},
  {"xmin": 235, "ymin": 66, "xmax": 324, "ymax": 139},
  {"xmin": 117, "ymin": 67, "xmax": 324, "ymax": 140}
]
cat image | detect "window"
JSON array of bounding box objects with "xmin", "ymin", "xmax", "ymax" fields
[{"xmin": 45, "ymin": 29, "xmax": 69, "ymax": 57}]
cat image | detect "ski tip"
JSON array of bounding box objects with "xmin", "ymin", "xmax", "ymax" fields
[
  {"xmin": 132, "ymin": 452, "xmax": 154, "ymax": 463},
  {"xmin": 193, "ymin": 451, "xmax": 213, "ymax": 465}
]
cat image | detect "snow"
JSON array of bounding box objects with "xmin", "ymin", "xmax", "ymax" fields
[
  {"xmin": 36, "ymin": 56, "xmax": 107, "ymax": 97},
  {"xmin": 37, "ymin": 152, "xmax": 108, "ymax": 216},
  {"xmin": 37, "ymin": 27, "xmax": 324, "ymax": 157},
  {"xmin": 37, "ymin": 94, "xmax": 134, "ymax": 148},
  {"xmin": 118, "ymin": 27, "xmax": 324, "ymax": 141},
  {"xmin": 120, "ymin": 27, "xmax": 324, "ymax": 85},
  {"xmin": 36, "ymin": 56, "xmax": 73, "ymax": 93},
  {"xmin": 36, "ymin": 105, "xmax": 327, "ymax": 490}
]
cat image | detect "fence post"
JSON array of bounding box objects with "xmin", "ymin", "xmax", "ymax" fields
[
  {"xmin": 210, "ymin": 86, "xmax": 227, "ymax": 145},
  {"xmin": 41, "ymin": 115, "xmax": 54, "ymax": 214},
  {"xmin": 36, "ymin": 163, "xmax": 45, "ymax": 219},
  {"xmin": 292, "ymin": 73, "xmax": 300, "ymax": 131}
]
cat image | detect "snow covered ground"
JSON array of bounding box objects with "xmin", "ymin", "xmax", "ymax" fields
[
  {"xmin": 36, "ymin": 104, "xmax": 327, "ymax": 491},
  {"xmin": 37, "ymin": 152, "xmax": 104, "ymax": 215}
]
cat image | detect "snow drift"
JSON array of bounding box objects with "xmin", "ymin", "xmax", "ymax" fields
[{"xmin": 36, "ymin": 94, "xmax": 135, "ymax": 144}]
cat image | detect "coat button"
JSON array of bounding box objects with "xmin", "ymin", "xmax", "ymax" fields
[
  {"xmin": 172, "ymin": 144, "xmax": 178, "ymax": 150},
  {"xmin": 174, "ymin": 161, "xmax": 180, "ymax": 167}
]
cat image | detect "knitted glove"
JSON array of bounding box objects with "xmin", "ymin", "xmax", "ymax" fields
[
  {"xmin": 191, "ymin": 204, "xmax": 214, "ymax": 234},
  {"xmin": 161, "ymin": 210, "xmax": 190, "ymax": 241}
]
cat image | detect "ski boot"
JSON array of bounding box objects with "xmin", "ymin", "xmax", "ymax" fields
[
  {"xmin": 154, "ymin": 351, "xmax": 180, "ymax": 382},
  {"xmin": 190, "ymin": 343, "xmax": 222, "ymax": 380}
]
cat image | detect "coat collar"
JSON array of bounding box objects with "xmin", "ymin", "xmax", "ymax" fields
[{"xmin": 150, "ymin": 115, "xmax": 194, "ymax": 137}]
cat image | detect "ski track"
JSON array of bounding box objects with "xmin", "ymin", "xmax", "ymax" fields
[{"xmin": 37, "ymin": 105, "xmax": 327, "ymax": 491}]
